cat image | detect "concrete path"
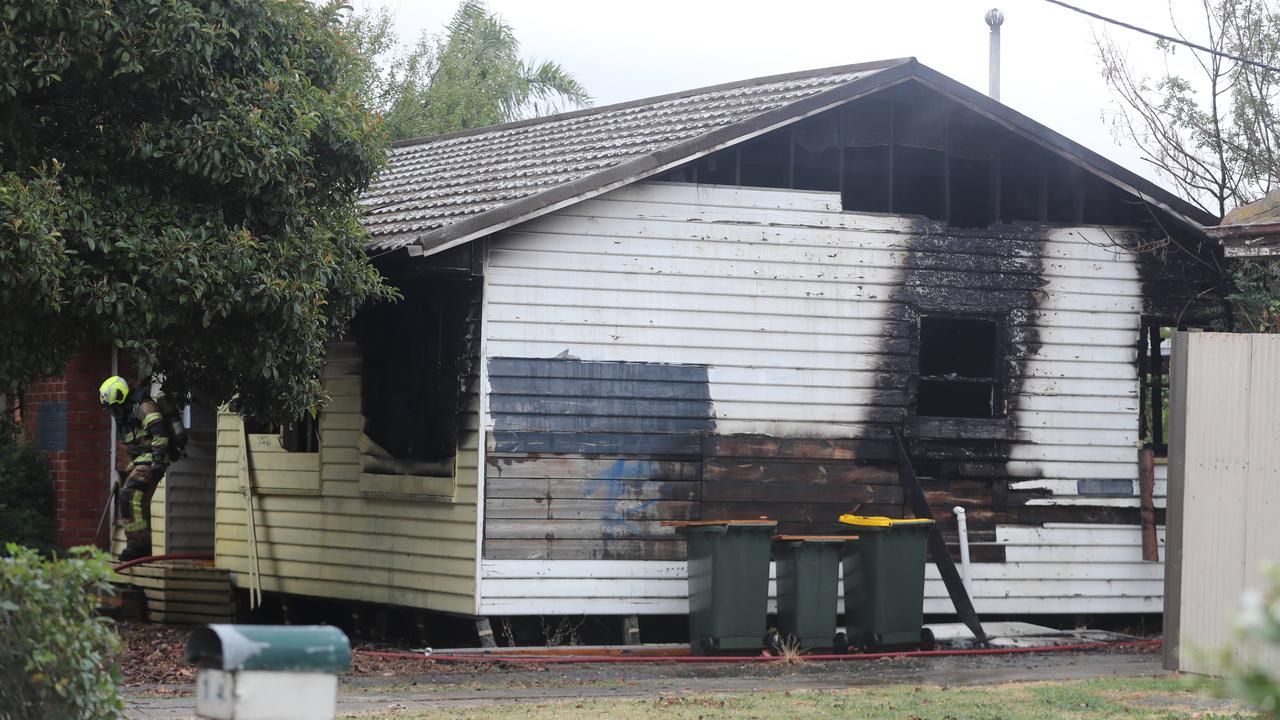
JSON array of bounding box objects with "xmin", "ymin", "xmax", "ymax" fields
[{"xmin": 126, "ymin": 651, "xmax": 1164, "ymax": 719}]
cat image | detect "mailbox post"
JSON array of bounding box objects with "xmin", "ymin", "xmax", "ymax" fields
[{"xmin": 186, "ymin": 625, "xmax": 351, "ymax": 720}]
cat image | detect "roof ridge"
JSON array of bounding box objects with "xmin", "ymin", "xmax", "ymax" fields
[{"xmin": 388, "ymin": 57, "xmax": 916, "ymax": 149}]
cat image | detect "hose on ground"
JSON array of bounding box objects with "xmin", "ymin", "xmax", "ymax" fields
[{"xmin": 355, "ymin": 638, "xmax": 1162, "ymax": 665}]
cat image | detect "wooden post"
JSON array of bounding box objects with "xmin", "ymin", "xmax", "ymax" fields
[
  {"xmin": 475, "ymin": 617, "xmax": 497, "ymax": 648},
  {"xmin": 1138, "ymin": 447, "xmax": 1159, "ymax": 562},
  {"xmin": 238, "ymin": 421, "xmax": 263, "ymax": 610},
  {"xmin": 622, "ymin": 615, "xmax": 641, "ymax": 646}
]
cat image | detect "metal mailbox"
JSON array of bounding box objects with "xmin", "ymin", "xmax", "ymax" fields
[{"xmin": 186, "ymin": 625, "xmax": 351, "ymax": 720}]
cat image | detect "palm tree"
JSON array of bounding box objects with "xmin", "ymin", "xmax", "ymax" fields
[{"xmin": 342, "ymin": 0, "xmax": 591, "ymax": 141}]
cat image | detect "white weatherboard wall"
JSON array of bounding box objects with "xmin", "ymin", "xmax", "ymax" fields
[{"xmin": 479, "ymin": 181, "xmax": 1155, "ymax": 615}]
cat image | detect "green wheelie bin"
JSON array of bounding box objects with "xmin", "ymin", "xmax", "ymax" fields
[
  {"xmin": 674, "ymin": 520, "xmax": 776, "ymax": 655},
  {"xmin": 838, "ymin": 514, "xmax": 935, "ymax": 651},
  {"xmin": 772, "ymin": 535, "xmax": 852, "ymax": 652}
]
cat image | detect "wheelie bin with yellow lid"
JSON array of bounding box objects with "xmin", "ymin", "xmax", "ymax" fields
[{"xmin": 838, "ymin": 514, "xmax": 935, "ymax": 651}]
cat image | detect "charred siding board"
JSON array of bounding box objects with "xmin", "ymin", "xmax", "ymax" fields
[
  {"xmin": 480, "ymin": 181, "xmax": 1156, "ymax": 613},
  {"xmin": 488, "ymin": 358, "xmax": 714, "ymax": 434}
]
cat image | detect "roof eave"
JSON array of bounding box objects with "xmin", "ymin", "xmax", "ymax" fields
[{"xmin": 904, "ymin": 64, "xmax": 1218, "ymax": 238}]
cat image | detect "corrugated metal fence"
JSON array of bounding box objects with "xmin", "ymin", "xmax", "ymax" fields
[{"xmin": 1165, "ymin": 332, "xmax": 1280, "ymax": 673}]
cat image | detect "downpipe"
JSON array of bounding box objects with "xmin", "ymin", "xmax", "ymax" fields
[{"xmin": 954, "ymin": 505, "xmax": 973, "ymax": 596}]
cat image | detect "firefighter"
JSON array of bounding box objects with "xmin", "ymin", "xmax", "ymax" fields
[{"xmin": 99, "ymin": 375, "xmax": 174, "ymax": 562}]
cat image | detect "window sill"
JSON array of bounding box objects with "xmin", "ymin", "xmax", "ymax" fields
[
  {"xmin": 358, "ymin": 471, "xmax": 457, "ymax": 502},
  {"xmin": 356, "ymin": 434, "xmax": 458, "ymax": 502},
  {"xmin": 907, "ymin": 416, "xmax": 1015, "ymax": 441}
]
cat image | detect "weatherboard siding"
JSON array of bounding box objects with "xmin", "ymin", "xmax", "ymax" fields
[
  {"xmin": 212, "ymin": 341, "xmax": 480, "ymax": 614},
  {"xmin": 478, "ymin": 181, "xmax": 1158, "ymax": 614}
]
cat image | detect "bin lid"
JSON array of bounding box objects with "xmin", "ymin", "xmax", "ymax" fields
[
  {"xmin": 185, "ymin": 625, "xmax": 351, "ymax": 672},
  {"xmin": 838, "ymin": 514, "xmax": 934, "ymax": 528}
]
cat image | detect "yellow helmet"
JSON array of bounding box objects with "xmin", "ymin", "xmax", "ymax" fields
[{"xmin": 98, "ymin": 376, "xmax": 130, "ymax": 408}]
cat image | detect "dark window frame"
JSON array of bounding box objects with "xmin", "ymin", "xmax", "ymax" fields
[{"xmin": 912, "ymin": 312, "xmax": 1008, "ymax": 420}]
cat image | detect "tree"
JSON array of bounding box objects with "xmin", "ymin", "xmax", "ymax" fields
[
  {"xmin": 1097, "ymin": 0, "xmax": 1280, "ymax": 330},
  {"xmin": 0, "ymin": 0, "xmax": 393, "ymax": 422},
  {"xmin": 1098, "ymin": 0, "xmax": 1280, "ymax": 217},
  {"xmin": 340, "ymin": 0, "xmax": 591, "ymax": 140}
]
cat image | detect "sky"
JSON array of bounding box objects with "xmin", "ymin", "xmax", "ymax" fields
[{"xmin": 364, "ymin": 0, "xmax": 1211, "ymax": 195}]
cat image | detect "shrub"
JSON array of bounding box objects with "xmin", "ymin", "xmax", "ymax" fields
[
  {"xmin": 0, "ymin": 544, "xmax": 124, "ymax": 719},
  {"xmin": 0, "ymin": 421, "xmax": 57, "ymax": 553},
  {"xmin": 1220, "ymin": 562, "xmax": 1280, "ymax": 717}
]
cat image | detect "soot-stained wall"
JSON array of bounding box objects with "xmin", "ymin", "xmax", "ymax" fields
[{"xmin": 479, "ymin": 182, "xmax": 1213, "ymax": 563}]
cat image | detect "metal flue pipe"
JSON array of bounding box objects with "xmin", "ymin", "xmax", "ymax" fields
[{"xmin": 986, "ymin": 8, "xmax": 1004, "ymax": 101}]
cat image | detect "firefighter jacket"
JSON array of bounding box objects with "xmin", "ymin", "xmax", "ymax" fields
[{"xmin": 118, "ymin": 397, "xmax": 173, "ymax": 469}]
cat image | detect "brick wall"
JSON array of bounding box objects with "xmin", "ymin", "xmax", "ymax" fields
[{"xmin": 21, "ymin": 346, "xmax": 115, "ymax": 549}]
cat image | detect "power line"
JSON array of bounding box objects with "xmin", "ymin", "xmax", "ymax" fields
[{"xmin": 1042, "ymin": 0, "xmax": 1280, "ymax": 74}]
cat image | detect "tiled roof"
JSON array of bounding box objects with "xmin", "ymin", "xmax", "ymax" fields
[
  {"xmin": 358, "ymin": 57, "xmax": 1216, "ymax": 257},
  {"xmin": 359, "ymin": 60, "xmax": 908, "ymax": 253}
]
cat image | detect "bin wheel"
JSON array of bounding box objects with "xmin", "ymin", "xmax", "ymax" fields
[
  {"xmin": 860, "ymin": 632, "xmax": 882, "ymax": 652},
  {"xmin": 920, "ymin": 627, "xmax": 936, "ymax": 652},
  {"xmin": 764, "ymin": 630, "xmax": 783, "ymax": 656},
  {"xmin": 698, "ymin": 635, "xmax": 719, "ymax": 655},
  {"xmin": 833, "ymin": 631, "xmax": 850, "ymax": 655}
]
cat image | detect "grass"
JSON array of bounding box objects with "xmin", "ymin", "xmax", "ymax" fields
[{"xmin": 344, "ymin": 676, "xmax": 1252, "ymax": 719}]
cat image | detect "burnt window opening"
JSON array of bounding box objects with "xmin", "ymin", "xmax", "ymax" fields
[
  {"xmin": 356, "ymin": 278, "xmax": 480, "ymax": 464},
  {"xmin": 916, "ymin": 315, "xmax": 1004, "ymax": 418},
  {"xmin": 651, "ymin": 83, "xmax": 1168, "ymax": 230},
  {"xmin": 1139, "ymin": 321, "xmax": 1173, "ymax": 456},
  {"xmin": 242, "ymin": 412, "xmax": 320, "ymax": 453}
]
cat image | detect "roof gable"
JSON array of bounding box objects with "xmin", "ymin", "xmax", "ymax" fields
[{"xmin": 361, "ymin": 58, "xmax": 1213, "ymax": 259}]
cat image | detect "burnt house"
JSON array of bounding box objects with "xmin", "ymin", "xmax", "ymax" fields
[{"xmin": 211, "ymin": 58, "xmax": 1221, "ymax": 618}]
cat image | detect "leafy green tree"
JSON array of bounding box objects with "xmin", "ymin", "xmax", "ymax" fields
[
  {"xmin": 0, "ymin": 0, "xmax": 393, "ymax": 422},
  {"xmin": 0, "ymin": 545, "xmax": 124, "ymax": 719},
  {"xmin": 340, "ymin": 0, "xmax": 591, "ymax": 140},
  {"xmin": 1097, "ymin": 0, "xmax": 1280, "ymax": 330}
]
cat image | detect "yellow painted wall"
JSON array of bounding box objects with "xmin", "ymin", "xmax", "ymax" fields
[{"xmin": 213, "ymin": 341, "xmax": 480, "ymax": 615}]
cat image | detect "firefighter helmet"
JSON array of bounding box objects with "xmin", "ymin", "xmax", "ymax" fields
[{"xmin": 98, "ymin": 376, "xmax": 130, "ymax": 408}]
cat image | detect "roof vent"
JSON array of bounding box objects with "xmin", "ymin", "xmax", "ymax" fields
[{"xmin": 985, "ymin": 8, "xmax": 1004, "ymax": 101}]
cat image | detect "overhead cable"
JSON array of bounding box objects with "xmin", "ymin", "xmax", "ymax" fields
[{"xmin": 1043, "ymin": 0, "xmax": 1280, "ymax": 74}]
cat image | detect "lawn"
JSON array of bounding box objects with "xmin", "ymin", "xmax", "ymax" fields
[{"xmin": 347, "ymin": 676, "xmax": 1250, "ymax": 719}]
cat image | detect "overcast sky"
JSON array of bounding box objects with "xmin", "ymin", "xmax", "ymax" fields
[{"xmin": 367, "ymin": 0, "xmax": 1209, "ymax": 195}]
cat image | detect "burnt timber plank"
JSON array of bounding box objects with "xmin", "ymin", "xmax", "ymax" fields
[
  {"xmin": 486, "ymin": 478, "xmax": 701, "ymax": 502},
  {"xmin": 702, "ymin": 435, "xmax": 894, "ymax": 460},
  {"xmin": 488, "ymin": 457, "xmax": 700, "ymax": 481},
  {"xmin": 486, "ymin": 519, "xmax": 679, "ymax": 540},
  {"xmin": 701, "ymin": 480, "xmax": 902, "ymax": 505},
  {"xmin": 484, "ymin": 539, "xmax": 686, "ymax": 561},
  {"xmin": 486, "ymin": 498, "xmax": 699, "ymax": 521},
  {"xmin": 490, "ymin": 432, "xmax": 703, "ymax": 456},
  {"xmin": 702, "ymin": 460, "xmax": 899, "ymax": 485}
]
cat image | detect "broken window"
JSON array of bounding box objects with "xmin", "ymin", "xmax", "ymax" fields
[
  {"xmin": 355, "ymin": 278, "xmax": 480, "ymax": 465},
  {"xmin": 1139, "ymin": 321, "xmax": 1172, "ymax": 456},
  {"xmin": 916, "ymin": 315, "xmax": 1003, "ymax": 418},
  {"xmin": 242, "ymin": 412, "xmax": 319, "ymax": 453}
]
